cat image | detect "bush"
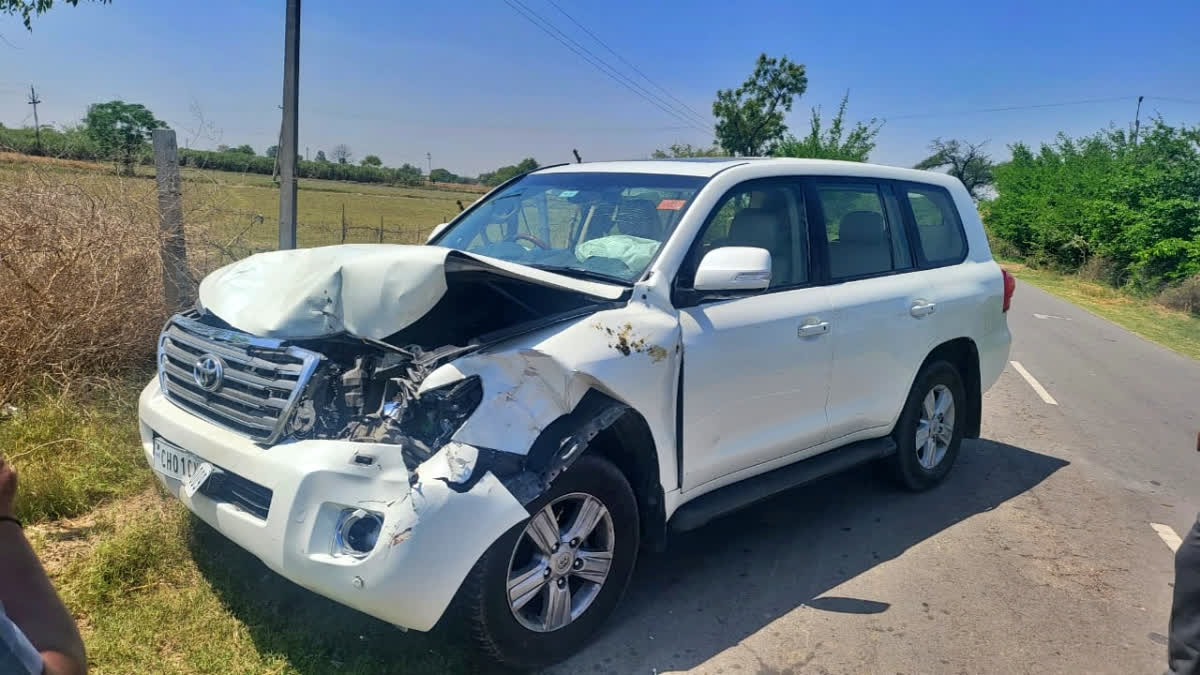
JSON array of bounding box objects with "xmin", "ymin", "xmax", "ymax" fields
[
  {"xmin": 1158, "ymin": 275, "xmax": 1200, "ymax": 315},
  {"xmin": 0, "ymin": 167, "xmax": 167, "ymax": 406},
  {"xmin": 984, "ymin": 119, "xmax": 1200, "ymax": 289}
]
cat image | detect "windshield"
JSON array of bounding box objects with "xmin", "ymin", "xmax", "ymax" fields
[{"xmin": 433, "ymin": 171, "xmax": 706, "ymax": 283}]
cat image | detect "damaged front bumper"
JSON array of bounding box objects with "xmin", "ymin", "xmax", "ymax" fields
[{"xmin": 138, "ymin": 379, "xmax": 528, "ymax": 632}]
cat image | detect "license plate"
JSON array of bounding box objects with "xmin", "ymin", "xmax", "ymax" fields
[{"xmin": 152, "ymin": 438, "xmax": 214, "ymax": 497}]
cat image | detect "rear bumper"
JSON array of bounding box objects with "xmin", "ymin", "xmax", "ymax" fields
[{"xmin": 137, "ymin": 379, "xmax": 527, "ymax": 631}]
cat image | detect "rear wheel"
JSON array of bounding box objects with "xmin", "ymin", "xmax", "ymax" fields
[
  {"xmin": 451, "ymin": 454, "xmax": 639, "ymax": 670},
  {"xmin": 890, "ymin": 360, "xmax": 966, "ymax": 491}
]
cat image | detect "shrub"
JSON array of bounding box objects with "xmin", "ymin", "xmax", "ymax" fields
[
  {"xmin": 0, "ymin": 167, "xmax": 167, "ymax": 406},
  {"xmin": 985, "ymin": 119, "xmax": 1200, "ymax": 288},
  {"xmin": 1158, "ymin": 275, "xmax": 1200, "ymax": 315}
]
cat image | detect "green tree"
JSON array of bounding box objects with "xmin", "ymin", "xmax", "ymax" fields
[
  {"xmin": 1, "ymin": 0, "xmax": 108, "ymax": 30},
  {"xmin": 650, "ymin": 142, "xmax": 723, "ymax": 158},
  {"xmin": 985, "ymin": 119, "xmax": 1200, "ymax": 288},
  {"xmin": 83, "ymin": 100, "xmax": 165, "ymax": 175},
  {"xmin": 264, "ymin": 145, "xmax": 279, "ymax": 158},
  {"xmin": 914, "ymin": 138, "xmax": 994, "ymax": 199},
  {"xmin": 360, "ymin": 154, "xmax": 382, "ymax": 167},
  {"xmin": 230, "ymin": 144, "xmax": 255, "ymax": 155},
  {"xmin": 712, "ymin": 54, "xmax": 808, "ymax": 156},
  {"xmin": 478, "ymin": 157, "xmax": 539, "ymax": 186},
  {"xmin": 315, "ymin": 150, "xmax": 328, "ymax": 162},
  {"xmin": 773, "ymin": 93, "xmax": 881, "ymax": 163},
  {"xmin": 429, "ymin": 167, "xmax": 457, "ymax": 182}
]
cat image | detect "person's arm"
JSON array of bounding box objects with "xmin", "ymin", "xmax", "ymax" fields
[{"xmin": 0, "ymin": 457, "xmax": 87, "ymax": 675}]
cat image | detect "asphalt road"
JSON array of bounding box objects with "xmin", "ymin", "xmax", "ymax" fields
[{"xmin": 551, "ymin": 280, "xmax": 1200, "ymax": 674}]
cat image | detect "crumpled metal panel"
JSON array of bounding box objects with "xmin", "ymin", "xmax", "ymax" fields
[{"xmin": 197, "ymin": 244, "xmax": 625, "ymax": 341}]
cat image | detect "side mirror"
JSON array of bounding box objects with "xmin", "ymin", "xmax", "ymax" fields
[
  {"xmin": 426, "ymin": 222, "xmax": 449, "ymax": 244},
  {"xmin": 693, "ymin": 246, "xmax": 772, "ymax": 292}
]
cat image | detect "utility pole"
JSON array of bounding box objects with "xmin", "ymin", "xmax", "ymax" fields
[
  {"xmin": 1132, "ymin": 95, "xmax": 1144, "ymax": 147},
  {"xmin": 27, "ymin": 85, "xmax": 41, "ymax": 154},
  {"xmin": 278, "ymin": 0, "xmax": 301, "ymax": 250}
]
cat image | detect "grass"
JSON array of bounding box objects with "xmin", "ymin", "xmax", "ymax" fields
[
  {"xmin": 1, "ymin": 380, "xmax": 151, "ymax": 523},
  {"xmin": 1003, "ymin": 261, "xmax": 1200, "ymax": 361}
]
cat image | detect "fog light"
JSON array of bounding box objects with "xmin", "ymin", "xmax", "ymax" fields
[{"xmin": 335, "ymin": 508, "xmax": 383, "ymax": 558}]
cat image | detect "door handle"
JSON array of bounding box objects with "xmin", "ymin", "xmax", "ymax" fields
[
  {"xmin": 798, "ymin": 320, "xmax": 830, "ymax": 337},
  {"xmin": 910, "ymin": 300, "xmax": 937, "ymax": 318}
]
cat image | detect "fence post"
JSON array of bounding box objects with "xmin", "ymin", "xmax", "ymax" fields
[
  {"xmin": 378, "ymin": 216, "xmax": 384, "ymax": 243},
  {"xmin": 341, "ymin": 203, "xmax": 347, "ymax": 243},
  {"xmin": 153, "ymin": 129, "xmax": 191, "ymax": 312}
]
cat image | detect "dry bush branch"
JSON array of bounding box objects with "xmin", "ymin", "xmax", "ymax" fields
[{"xmin": 0, "ymin": 168, "xmax": 168, "ymax": 405}]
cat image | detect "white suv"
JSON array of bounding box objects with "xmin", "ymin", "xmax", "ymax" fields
[{"xmin": 138, "ymin": 158, "xmax": 1012, "ymax": 669}]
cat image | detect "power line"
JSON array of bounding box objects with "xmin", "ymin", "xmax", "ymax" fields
[
  {"xmin": 1146, "ymin": 96, "xmax": 1200, "ymax": 106},
  {"xmin": 543, "ymin": 0, "xmax": 710, "ymax": 128},
  {"xmin": 885, "ymin": 96, "xmax": 1135, "ymax": 120},
  {"xmin": 501, "ymin": 0, "xmax": 712, "ymax": 135},
  {"xmin": 504, "ymin": 0, "xmax": 709, "ymax": 133}
]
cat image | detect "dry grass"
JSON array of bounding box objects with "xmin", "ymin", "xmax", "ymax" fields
[
  {"xmin": 0, "ymin": 168, "xmax": 168, "ymax": 406},
  {"xmin": 1158, "ymin": 275, "xmax": 1200, "ymax": 315}
]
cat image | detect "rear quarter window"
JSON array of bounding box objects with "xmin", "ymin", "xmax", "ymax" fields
[{"xmin": 903, "ymin": 184, "xmax": 967, "ymax": 265}]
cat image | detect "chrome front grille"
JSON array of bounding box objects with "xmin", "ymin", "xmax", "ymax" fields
[{"xmin": 157, "ymin": 314, "xmax": 321, "ymax": 444}]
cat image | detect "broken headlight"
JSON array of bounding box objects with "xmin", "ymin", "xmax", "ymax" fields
[{"xmin": 393, "ymin": 375, "xmax": 483, "ymax": 455}]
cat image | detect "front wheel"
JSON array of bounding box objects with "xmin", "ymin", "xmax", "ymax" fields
[
  {"xmin": 450, "ymin": 454, "xmax": 639, "ymax": 670},
  {"xmin": 889, "ymin": 360, "xmax": 966, "ymax": 491}
]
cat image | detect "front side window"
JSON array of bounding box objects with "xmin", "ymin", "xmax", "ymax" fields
[
  {"xmin": 685, "ymin": 181, "xmax": 809, "ymax": 289},
  {"xmin": 905, "ymin": 184, "xmax": 966, "ymax": 264},
  {"xmin": 434, "ymin": 172, "xmax": 705, "ymax": 283},
  {"xmin": 815, "ymin": 183, "xmax": 909, "ymax": 279}
]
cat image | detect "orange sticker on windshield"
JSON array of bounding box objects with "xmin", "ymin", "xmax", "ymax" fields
[{"xmin": 657, "ymin": 199, "xmax": 685, "ymax": 210}]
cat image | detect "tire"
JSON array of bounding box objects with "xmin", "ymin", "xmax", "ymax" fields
[
  {"xmin": 889, "ymin": 360, "xmax": 966, "ymax": 491},
  {"xmin": 450, "ymin": 454, "xmax": 640, "ymax": 670}
]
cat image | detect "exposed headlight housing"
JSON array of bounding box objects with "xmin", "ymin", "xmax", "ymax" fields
[
  {"xmin": 334, "ymin": 508, "xmax": 383, "ymax": 558},
  {"xmin": 395, "ymin": 375, "xmax": 483, "ymax": 454}
]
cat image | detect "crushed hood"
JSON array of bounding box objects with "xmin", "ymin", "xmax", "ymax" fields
[{"xmin": 197, "ymin": 244, "xmax": 626, "ymax": 341}]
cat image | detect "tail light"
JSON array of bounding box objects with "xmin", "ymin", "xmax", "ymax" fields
[{"xmin": 1001, "ymin": 268, "xmax": 1016, "ymax": 312}]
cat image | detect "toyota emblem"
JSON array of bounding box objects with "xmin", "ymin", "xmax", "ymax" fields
[{"xmin": 192, "ymin": 354, "xmax": 225, "ymax": 392}]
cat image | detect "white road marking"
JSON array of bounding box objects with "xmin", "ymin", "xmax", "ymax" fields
[
  {"xmin": 1009, "ymin": 361, "xmax": 1059, "ymax": 405},
  {"xmin": 1033, "ymin": 313, "xmax": 1072, "ymax": 321},
  {"xmin": 1152, "ymin": 523, "xmax": 1182, "ymax": 553}
]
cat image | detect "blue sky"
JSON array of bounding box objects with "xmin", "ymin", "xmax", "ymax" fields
[{"xmin": 1, "ymin": 0, "xmax": 1197, "ymax": 175}]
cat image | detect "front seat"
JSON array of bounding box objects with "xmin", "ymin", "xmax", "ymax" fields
[
  {"xmin": 830, "ymin": 210, "xmax": 892, "ymax": 278},
  {"xmin": 614, "ymin": 199, "xmax": 662, "ymax": 240},
  {"xmin": 726, "ymin": 208, "xmax": 790, "ymax": 286}
]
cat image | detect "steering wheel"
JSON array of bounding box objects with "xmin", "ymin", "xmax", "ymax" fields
[{"xmin": 512, "ymin": 233, "xmax": 550, "ymax": 249}]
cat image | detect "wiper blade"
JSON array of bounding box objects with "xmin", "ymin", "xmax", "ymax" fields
[{"xmin": 527, "ymin": 264, "xmax": 630, "ymax": 285}]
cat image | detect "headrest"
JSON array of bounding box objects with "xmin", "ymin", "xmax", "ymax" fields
[{"xmin": 839, "ymin": 210, "xmax": 885, "ymax": 243}]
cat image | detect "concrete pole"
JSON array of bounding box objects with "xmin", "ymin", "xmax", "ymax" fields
[{"xmin": 278, "ymin": 0, "xmax": 301, "ymax": 249}]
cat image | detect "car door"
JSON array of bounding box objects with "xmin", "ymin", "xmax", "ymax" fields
[
  {"xmin": 810, "ymin": 179, "xmax": 936, "ymax": 442},
  {"xmin": 676, "ymin": 178, "xmax": 834, "ymax": 492},
  {"xmin": 896, "ymin": 181, "xmax": 978, "ymax": 348}
]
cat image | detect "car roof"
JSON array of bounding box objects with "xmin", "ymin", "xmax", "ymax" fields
[{"xmin": 533, "ymin": 158, "xmax": 958, "ymax": 187}]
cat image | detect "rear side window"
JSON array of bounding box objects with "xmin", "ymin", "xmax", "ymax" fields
[
  {"xmin": 814, "ymin": 183, "xmax": 911, "ymax": 280},
  {"xmin": 904, "ymin": 184, "xmax": 966, "ymax": 264}
]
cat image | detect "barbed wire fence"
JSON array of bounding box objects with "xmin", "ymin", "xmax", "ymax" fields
[{"xmin": 187, "ymin": 203, "xmax": 436, "ymax": 278}]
